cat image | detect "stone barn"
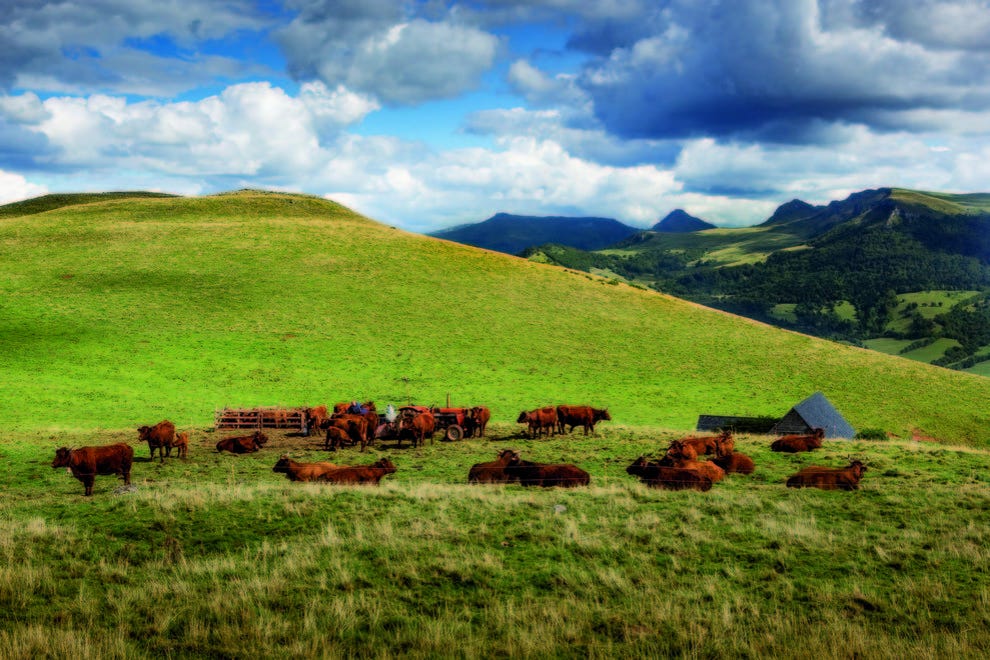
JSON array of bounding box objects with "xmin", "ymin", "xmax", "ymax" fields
[{"xmin": 770, "ymin": 392, "xmax": 855, "ymax": 438}]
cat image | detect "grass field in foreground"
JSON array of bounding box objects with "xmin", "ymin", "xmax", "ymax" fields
[
  {"xmin": 1, "ymin": 191, "xmax": 989, "ymax": 444},
  {"xmin": 1, "ymin": 425, "xmax": 989, "ymax": 658}
]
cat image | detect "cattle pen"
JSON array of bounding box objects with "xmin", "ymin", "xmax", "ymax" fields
[{"xmin": 214, "ymin": 406, "xmax": 308, "ymax": 433}]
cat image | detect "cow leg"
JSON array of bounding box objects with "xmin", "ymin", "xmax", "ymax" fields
[{"xmin": 82, "ymin": 476, "xmax": 95, "ymax": 496}]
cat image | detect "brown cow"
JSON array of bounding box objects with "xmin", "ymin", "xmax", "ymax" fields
[
  {"xmin": 678, "ymin": 429, "xmax": 731, "ymax": 457},
  {"xmin": 711, "ymin": 451, "xmax": 756, "ymax": 475},
  {"xmin": 468, "ymin": 449, "xmax": 520, "ymax": 484},
  {"xmin": 333, "ymin": 401, "xmax": 375, "ymax": 415},
  {"xmin": 786, "ymin": 460, "xmax": 867, "ymax": 490},
  {"xmin": 323, "ymin": 414, "xmax": 369, "ymax": 449},
  {"xmin": 466, "ymin": 406, "xmax": 491, "ymax": 438},
  {"xmin": 323, "ymin": 426, "xmax": 353, "ymax": 451},
  {"xmin": 502, "ymin": 450, "xmax": 590, "ymax": 487},
  {"xmin": 626, "ymin": 456, "xmax": 713, "ymax": 491},
  {"xmin": 771, "ymin": 428, "xmax": 826, "ymax": 453},
  {"xmin": 659, "ymin": 442, "xmax": 726, "ymax": 483},
  {"xmin": 52, "ymin": 444, "xmax": 134, "ymax": 496},
  {"xmin": 516, "ymin": 407, "xmax": 557, "ymax": 438},
  {"xmin": 137, "ymin": 420, "xmax": 176, "ymax": 463},
  {"xmin": 172, "ymin": 431, "xmax": 189, "ymax": 460},
  {"xmin": 272, "ymin": 455, "xmax": 341, "ymax": 482},
  {"xmin": 319, "ymin": 458, "xmax": 397, "ymax": 485},
  {"xmin": 305, "ymin": 406, "xmax": 329, "ymax": 437},
  {"xmin": 215, "ymin": 431, "xmax": 268, "ymax": 454},
  {"xmin": 397, "ymin": 410, "xmax": 435, "ymax": 448},
  {"xmin": 556, "ymin": 405, "xmax": 612, "ymax": 435}
]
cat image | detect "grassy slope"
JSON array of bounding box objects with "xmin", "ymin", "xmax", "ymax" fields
[{"xmin": 1, "ymin": 191, "xmax": 989, "ymax": 443}]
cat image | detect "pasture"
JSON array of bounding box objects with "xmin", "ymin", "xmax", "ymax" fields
[
  {"xmin": 2, "ymin": 425, "xmax": 989, "ymax": 658},
  {"xmin": 1, "ymin": 191, "xmax": 989, "ymax": 444}
]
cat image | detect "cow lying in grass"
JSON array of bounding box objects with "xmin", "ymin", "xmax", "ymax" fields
[
  {"xmin": 786, "ymin": 460, "xmax": 867, "ymax": 491},
  {"xmin": 468, "ymin": 449, "xmax": 520, "ymax": 484},
  {"xmin": 677, "ymin": 429, "xmax": 732, "ymax": 457},
  {"xmin": 216, "ymin": 431, "xmax": 268, "ymax": 454},
  {"xmin": 319, "ymin": 458, "xmax": 397, "ymax": 485},
  {"xmin": 272, "ymin": 455, "xmax": 341, "ymax": 482},
  {"xmin": 661, "ymin": 441, "xmax": 726, "ymax": 483},
  {"xmin": 502, "ymin": 450, "xmax": 589, "ymax": 487},
  {"xmin": 711, "ymin": 433, "xmax": 755, "ymax": 475},
  {"xmin": 626, "ymin": 456, "xmax": 713, "ymax": 491},
  {"xmin": 52, "ymin": 444, "xmax": 134, "ymax": 496},
  {"xmin": 771, "ymin": 428, "xmax": 825, "ymax": 453}
]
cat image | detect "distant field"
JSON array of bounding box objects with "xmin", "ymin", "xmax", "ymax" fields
[
  {"xmin": 2, "ymin": 426, "xmax": 989, "ymax": 657},
  {"xmin": 1, "ymin": 191, "xmax": 989, "ymax": 445}
]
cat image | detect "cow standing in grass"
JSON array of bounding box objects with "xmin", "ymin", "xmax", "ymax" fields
[
  {"xmin": 52, "ymin": 444, "xmax": 134, "ymax": 496},
  {"xmin": 556, "ymin": 405, "xmax": 611, "ymax": 435},
  {"xmin": 517, "ymin": 407, "xmax": 557, "ymax": 439},
  {"xmin": 137, "ymin": 420, "xmax": 176, "ymax": 462}
]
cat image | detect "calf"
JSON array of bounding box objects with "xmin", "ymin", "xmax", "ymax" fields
[
  {"xmin": 626, "ymin": 456, "xmax": 713, "ymax": 492},
  {"xmin": 503, "ymin": 450, "xmax": 590, "ymax": 487},
  {"xmin": 786, "ymin": 460, "xmax": 867, "ymax": 491},
  {"xmin": 272, "ymin": 455, "xmax": 341, "ymax": 482},
  {"xmin": 52, "ymin": 444, "xmax": 134, "ymax": 496},
  {"xmin": 324, "ymin": 426, "xmax": 353, "ymax": 451},
  {"xmin": 556, "ymin": 405, "xmax": 611, "ymax": 435},
  {"xmin": 323, "ymin": 415, "xmax": 368, "ymax": 449},
  {"xmin": 137, "ymin": 419, "xmax": 176, "ymax": 463},
  {"xmin": 172, "ymin": 431, "xmax": 189, "ymax": 459},
  {"xmin": 468, "ymin": 449, "xmax": 520, "ymax": 484},
  {"xmin": 319, "ymin": 458, "xmax": 397, "ymax": 485},
  {"xmin": 215, "ymin": 431, "xmax": 268, "ymax": 454},
  {"xmin": 771, "ymin": 428, "xmax": 826, "ymax": 453},
  {"xmin": 516, "ymin": 407, "xmax": 557, "ymax": 438}
]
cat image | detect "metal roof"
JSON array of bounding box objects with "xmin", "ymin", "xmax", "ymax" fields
[{"xmin": 776, "ymin": 391, "xmax": 856, "ymax": 438}]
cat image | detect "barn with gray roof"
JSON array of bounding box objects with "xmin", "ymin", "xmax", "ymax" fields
[{"xmin": 769, "ymin": 391, "xmax": 855, "ymax": 438}]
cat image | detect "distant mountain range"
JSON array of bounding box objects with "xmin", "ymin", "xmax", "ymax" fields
[
  {"xmin": 430, "ymin": 212, "xmax": 639, "ymax": 254},
  {"xmin": 436, "ymin": 188, "xmax": 990, "ymax": 373}
]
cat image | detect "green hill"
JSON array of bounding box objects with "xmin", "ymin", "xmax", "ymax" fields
[{"xmin": 1, "ymin": 190, "xmax": 989, "ymax": 443}]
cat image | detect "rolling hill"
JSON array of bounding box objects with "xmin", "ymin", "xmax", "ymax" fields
[
  {"xmin": 1, "ymin": 190, "xmax": 989, "ymax": 443},
  {"xmin": 522, "ymin": 188, "xmax": 990, "ymax": 371},
  {"xmin": 429, "ymin": 212, "xmax": 639, "ymax": 254}
]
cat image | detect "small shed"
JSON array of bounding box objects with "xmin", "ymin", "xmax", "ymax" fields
[
  {"xmin": 696, "ymin": 415, "xmax": 779, "ymax": 434},
  {"xmin": 770, "ymin": 392, "xmax": 855, "ymax": 438}
]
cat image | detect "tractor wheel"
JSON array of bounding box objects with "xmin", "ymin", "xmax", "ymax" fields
[{"xmin": 445, "ymin": 424, "xmax": 464, "ymax": 442}]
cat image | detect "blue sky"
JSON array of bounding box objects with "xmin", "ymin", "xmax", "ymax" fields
[{"xmin": 2, "ymin": 0, "xmax": 989, "ymax": 231}]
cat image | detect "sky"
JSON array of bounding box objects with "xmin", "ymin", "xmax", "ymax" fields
[{"xmin": 1, "ymin": 0, "xmax": 989, "ymax": 232}]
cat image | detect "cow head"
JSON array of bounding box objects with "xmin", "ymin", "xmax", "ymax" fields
[
  {"xmin": 137, "ymin": 426, "xmax": 151, "ymax": 441},
  {"xmin": 714, "ymin": 431, "xmax": 735, "ymax": 456},
  {"xmin": 516, "ymin": 411, "xmax": 530, "ymax": 424},
  {"xmin": 272, "ymin": 456, "xmax": 292, "ymax": 474},
  {"xmin": 253, "ymin": 431, "xmax": 269, "ymax": 446},
  {"xmin": 595, "ymin": 408, "xmax": 612, "ymax": 422},
  {"xmin": 374, "ymin": 458, "xmax": 397, "ymax": 474},
  {"xmin": 51, "ymin": 447, "xmax": 72, "ymax": 468}
]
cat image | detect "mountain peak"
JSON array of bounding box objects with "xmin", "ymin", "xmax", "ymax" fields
[{"xmin": 652, "ymin": 209, "xmax": 716, "ymax": 232}]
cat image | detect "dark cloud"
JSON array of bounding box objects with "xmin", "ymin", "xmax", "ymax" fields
[
  {"xmin": 570, "ymin": 0, "xmax": 990, "ymax": 142},
  {"xmin": 276, "ymin": 0, "xmax": 499, "ymax": 105}
]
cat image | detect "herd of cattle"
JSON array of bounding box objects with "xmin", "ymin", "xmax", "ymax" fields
[{"xmin": 49, "ymin": 403, "xmax": 867, "ymax": 496}]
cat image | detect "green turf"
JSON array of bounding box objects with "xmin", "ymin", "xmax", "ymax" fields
[
  {"xmin": 1, "ymin": 191, "xmax": 990, "ymax": 444},
  {"xmin": 2, "ymin": 427, "xmax": 989, "ymax": 658}
]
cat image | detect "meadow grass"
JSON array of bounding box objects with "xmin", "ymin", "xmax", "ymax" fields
[
  {"xmin": 1, "ymin": 191, "xmax": 989, "ymax": 444},
  {"xmin": 2, "ymin": 425, "xmax": 989, "ymax": 658}
]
